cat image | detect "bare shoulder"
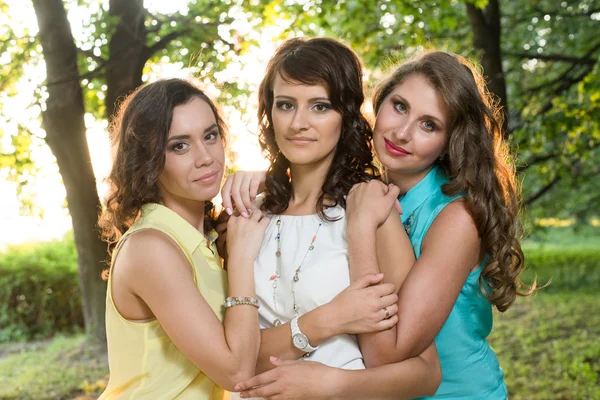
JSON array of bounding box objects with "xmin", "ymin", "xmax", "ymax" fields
[
  {"xmin": 115, "ymin": 228, "xmax": 194, "ymax": 284},
  {"xmin": 431, "ymin": 199, "xmax": 477, "ymax": 236},
  {"xmin": 423, "ymin": 199, "xmax": 480, "ymax": 256}
]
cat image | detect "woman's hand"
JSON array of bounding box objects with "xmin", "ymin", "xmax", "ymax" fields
[
  {"xmin": 346, "ymin": 181, "xmax": 401, "ymax": 230},
  {"xmin": 221, "ymin": 170, "xmax": 267, "ymax": 217},
  {"xmin": 236, "ymin": 357, "xmax": 342, "ymax": 400},
  {"xmin": 325, "ymin": 273, "xmax": 398, "ymax": 335},
  {"xmin": 226, "ymin": 209, "xmax": 270, "ymax": 264}
]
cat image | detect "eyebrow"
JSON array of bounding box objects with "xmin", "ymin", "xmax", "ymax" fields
[
  {"xmin": 391, "ymin": 94, "xmax": 445, "ymax": 126},
  {"xmin": 274, "ymin": 95, "xmax": 331, "ymax": 102},
  {"xmin": 167, "ymin": 123, "xmax": 218, "ymax": 142}
]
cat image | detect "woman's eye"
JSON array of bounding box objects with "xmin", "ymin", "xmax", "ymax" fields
[
  {"xmin": 276, "ymin": 102, "xmax": 294, "ymax": 111},
  {"xmin": 313, "ymin": 103, "xmax": 332, "ymax": 113},
  {"xmin": 170, "ymin": 142, "xmax": 188, "ymax": 152},
  {"xmin": 422, "ymin": 120, "xmax": 436, "ymax": 131},
  {"xmin": 204, "ymin": 131, "xmax": 219, "ymax": 141},
  {"xmin": 394, "ymin": 102, "xmax": 407, "ymax": 113}
]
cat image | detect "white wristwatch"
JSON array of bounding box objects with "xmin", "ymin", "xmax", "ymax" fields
[{"xmin": 290, "ymin": 316, "xmax": 319, "ymax": 353}]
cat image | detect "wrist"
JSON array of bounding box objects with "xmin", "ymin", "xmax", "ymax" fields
[
  {"xmin": 301, "ymin": 305, "xmax": 339, "ymax": 343},
  {"xmin": 347, "ymin": 217, "xmax": 378, "ymax": 236}
]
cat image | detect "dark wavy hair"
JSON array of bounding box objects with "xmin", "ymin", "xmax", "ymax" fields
[
  {"xmin": 257, "ymin": 37, "xmax": 378, "ymax": 220},
  {"xmin": 373, "ymin": 51, "xmax": 535, "ymax": 312},
  {"xmin": 98, "ymin": 78, "xmax": 227, "ymax": 256}
]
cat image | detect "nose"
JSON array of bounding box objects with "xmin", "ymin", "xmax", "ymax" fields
[
  {"xmin": 194, "ymin": 143, "xmax": 214, "ymax": 168},
  {"xmin": 290, "ymin": 108, "xmax": 310, "ymax": 132},
  {"xmin": 392, "ymin": 120, "xmax": 413, "ymax": 142}
]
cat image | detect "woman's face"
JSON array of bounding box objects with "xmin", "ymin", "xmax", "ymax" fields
[
  {"xmin": 158, "ymin": 96, "xmax": 225, "ymax": 204},
  {"xmin": 270, "ymin": 74, "xmax": 343, "ymax": 170},
  {"xmin": 374, "ymin": 73, "xmax": 449, "ymax": 181}
]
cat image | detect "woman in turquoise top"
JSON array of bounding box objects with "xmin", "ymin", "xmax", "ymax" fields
[{"xmin": 344, "ymin": 51, "xmax": 535, "ymax": 399}]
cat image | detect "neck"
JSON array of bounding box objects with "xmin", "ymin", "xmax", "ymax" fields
[
  {"xmin": 386, "ymin": 165, "xmax": 436, "ymax": 195},
  {"xmin": 287, "ymin": 157, "xmax": 332, "ymax": 215},
  {"xmin": 160, "ymin": 196, "xmax": 206, "ymax": 233}
]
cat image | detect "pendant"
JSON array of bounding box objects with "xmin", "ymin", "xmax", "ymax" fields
[
  {"xmin": 273, "ymin": 318, "xmax": 282, "ymax": 327},
  {"xmin": 403, "ymin": 213, "xmax": 413, "ymax": 235}
]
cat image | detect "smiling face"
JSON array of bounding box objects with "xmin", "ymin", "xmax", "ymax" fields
[
  {"xmin": 271, "ymin": 74, "xmax": 343, "ymax": 169},
  {"xmin": 373, "ymin": 73, "xmax": 449, "ymax": 186},
  {"xmin": 158, "ymin": 96, "xmax": 225, "ymax": 204}
]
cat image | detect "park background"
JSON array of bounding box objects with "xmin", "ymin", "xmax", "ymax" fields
[{"xmin": 0, "ymin": 0, "xmax": 598, "ymax": 399}]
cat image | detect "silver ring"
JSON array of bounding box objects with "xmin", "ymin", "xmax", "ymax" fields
[{"xmin": 383, "ymin": 307, "xmax": 390, "ymax": 319}]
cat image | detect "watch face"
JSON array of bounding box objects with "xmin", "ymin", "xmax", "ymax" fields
[{"xmin": 293, "ymin": 333, "xmax": 308, "ymax": 349}]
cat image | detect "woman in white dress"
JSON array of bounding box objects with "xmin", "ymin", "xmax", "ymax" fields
[{"xmin": 220, "ymin": 37, "xmax": 441, "ymax": 399}]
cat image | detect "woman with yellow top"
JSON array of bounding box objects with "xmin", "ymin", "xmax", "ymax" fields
[{"xmin": 98, "ymin": 78, "xmax": 269, "ymax": 399}]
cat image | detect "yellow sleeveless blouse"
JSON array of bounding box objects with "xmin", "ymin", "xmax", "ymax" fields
[{"xmin": 100, "ymin": 203, "xmax": 229, "ymax": 400}]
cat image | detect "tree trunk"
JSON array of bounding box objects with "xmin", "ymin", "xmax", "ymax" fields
[
  {"xmin": 32, "ymin": 0, "xmax": 107, "ymax": 343},
  {"xmin": 465, "ymin": 0, "xmax": 509, "ymax": 136},
  {"xmin": 105, "ymin": 0, "xmax": 147, "ymax": 119}
]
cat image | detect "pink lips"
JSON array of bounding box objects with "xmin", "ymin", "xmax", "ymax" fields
[
  {"xmin": 384, "ymin": 138, "xmax": 411, "ymax": 157},
  {"xmin": 194, "ymin": 171, "xmax": 219, "ymax": 184},
  {"xmin": 288, "ymin": 137, "xmax": 316, "ymax": 146}
]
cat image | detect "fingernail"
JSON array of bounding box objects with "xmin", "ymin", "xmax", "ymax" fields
[
  {"xmin": 248, "ymin": 208, "xmax": 253, "ymax": 213},
  {"xmin": 226, "ymin": 207, "xmax": 233, "ymax": 215},
  {"xmin": 270, "ymin": 356, "xmax": 279, "ymax": 361},
  {"xmin": 239, "ymin": 394, "xmax": 246, "ymax": 398},
  {"xmin": 241, "ymin": 211, "xmax": 249, "ymax": 218},
  {"xmin": 234, "ymin": 385, "xmax": 240, "ymax": 391}
]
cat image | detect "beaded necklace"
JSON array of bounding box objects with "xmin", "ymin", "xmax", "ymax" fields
[{"xmin": 269, "ymin": 217, "xmax": 323, "ymax": 326}]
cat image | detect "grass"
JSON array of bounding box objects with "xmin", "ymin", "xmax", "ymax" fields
[
  {"xmin": 0, "ymin": 231, "xmax": 598, "ymax": 399},
  {"xmin": 0, "ymin": 335, "xmax": 108, "ymax": 400},
  {"xmin": 489, "ymin": 238, "xmax": 600, "ymax": 400}
]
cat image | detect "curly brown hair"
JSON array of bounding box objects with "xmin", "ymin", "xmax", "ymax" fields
[
  {"xmin": 98, "ymin": 78, "xmax": 227, "ymax": 256},
  {"xmin": 373, "ymin": 51, "xmax": 535, "ymax": 312},
  {"xmin": 257, "ymin": 37, "xmax": 378, "ymax": 220}
]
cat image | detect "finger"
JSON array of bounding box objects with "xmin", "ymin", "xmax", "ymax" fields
[
  {"xmin": 241, "ymin": 173, "xmax": 254, "ymax": 211},
  {"xmin": 378, "ymin": 314, "xmax": 399, "ymax": 330},
  {"xmin": 240, "ymin": 383, "xmax": 280, "ymax": 399},
  {"xmin": 220, "ymin": 176, "xmax": 234, "ymax": 215},
  {"xmin": 235, "ymin": 369, "xmax": 278, "ymax": 392},
  {"xmin": 379, "ymin": 293, "xmax": 399, "ymax": 309},
  {"xmin": 386, "ymin": 183, "xmax": 401, "ymax": 200},
  {"xmin": 386, "ymin": 303, "xmax": 399, "ymax": 317},
  {"xmin": 249, "ymin": 175, "xmax": 262, "ymax": 200},
  {"xmin": 394, "ymin": 199, "xmax": 403, "ymax": 215},
  {"xmin": 351, "ymin": 273, "xmax": 384, "ymax": 289},
  {"xmin": 230, "ymin": 174, "xmax": 250, "ymax": 217},
  {"xmin": 250, "ymin": 209, "xmax": 263, "ymax": 221},
  {"xmin": 371, "ymin": 282, "xmax": 396, "ymax": 296}
]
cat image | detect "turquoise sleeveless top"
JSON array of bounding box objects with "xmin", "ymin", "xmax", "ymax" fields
[{"xmin": 400, "ymin": 166, "xmax": 508, "ymax": 400}]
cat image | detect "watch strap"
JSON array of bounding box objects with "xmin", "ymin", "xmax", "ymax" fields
[{"xmin": 290, "ymin": 316, "xmax": 318, "ymax": 353}]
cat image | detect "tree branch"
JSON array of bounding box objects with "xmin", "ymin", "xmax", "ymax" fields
[
  {"xmin": 143, "ymin": 28, "xmax": 192, "ymax": 59},
  {"xmin": 525, "ymin": 175, "xmax": 561, "ymax": 205},
  {"xmin": 77, "ymin": 48, "xmax": 106, "ymax": 64},
  {"xmin": 506, "ymin": 51, "xmax": 597, "ymax": 65}
]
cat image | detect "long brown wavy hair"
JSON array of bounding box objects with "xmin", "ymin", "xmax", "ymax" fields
[
  {"xmin": 98, "ymin": 78, "xmax": 227, "ymax": 256},
  {"xmin": 257, "ymin": 37, "xmax": 378, "ymax": 220},
  {"xmin": 373, "ymin": 51, "xmax": 535, "ymax": 311}
]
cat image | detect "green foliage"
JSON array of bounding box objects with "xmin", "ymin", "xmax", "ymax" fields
[
  {"xmin": 0, "ymin": 335, "xmax": 108, "ymax": 400},
  {"xmin": 0, "ymin": 234, "xmax": 83, "ymax": 343}
]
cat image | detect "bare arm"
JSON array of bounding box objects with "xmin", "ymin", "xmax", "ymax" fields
[
  {"xmin": 350, "ymin": 200, "xmax": 482, "ymax": 367},
  {"xmin": 120, "ymin": 211, "xmax": 269, "ymax": 391},
  {"xmin": 236, "ymin": 344, "xmax": 441, "ymax": 399},
  {"xmin": 347, "ymin": 209, "xmax": 416, "ymax": 368},
  {"xmin": 255, "ymin": 273, "xmax": 399, "ymax": 373}
]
